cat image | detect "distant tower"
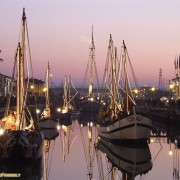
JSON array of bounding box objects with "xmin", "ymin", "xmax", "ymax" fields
[{"xmin": 159, "ymin": 68, "xmax": 162, "ymax": 90}]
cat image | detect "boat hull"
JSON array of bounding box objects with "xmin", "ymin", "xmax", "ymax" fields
[
  {"xmin": 79, "ymin": 99, "xmax": 101, "ymax": 113},
  {"xmin": 0, "ymin": 130, "xmax": 44, "ymax": 161},
  {"xmin": 39, "ymin": 118, "xmax": 58, "ymax": 129},
  {"xmin": 97, "ymin": 114, "xmax": 152, "ymax": 142}
]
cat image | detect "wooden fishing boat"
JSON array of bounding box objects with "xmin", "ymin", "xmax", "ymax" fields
[
  {"xmin": 97, "ymin": 35, "xmax": 152, "ymax": 142},
  {"xmin": 79, "ymin": 26, "xmax": 101, "ymax": 113},
  {"xmin": 58, "ymin": 75, "xmax": 78, "ymax": 126},
  {"xmin": 0, "ymin": 8, "xmax": 44, "ymax": 162},
  {"xmin": 38, "ymin": 62, "xmax": 58, "ymax": 131}
]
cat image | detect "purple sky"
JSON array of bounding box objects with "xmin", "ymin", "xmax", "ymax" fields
[{"xmin": 0, "ymin": 0, "xmax": 179, "ymax": 87}]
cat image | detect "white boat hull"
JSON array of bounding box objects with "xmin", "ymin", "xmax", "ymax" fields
[{"xmin": 97, "ymin": 114, "xmax": 152, "ymax": 141}]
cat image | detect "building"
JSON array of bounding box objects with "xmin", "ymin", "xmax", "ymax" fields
[
  {"xmin": 0, "ymin": 73, "xmax": 14, "ymax": 97},
  {"xmin": 27, "ymin": 78, "xmax": 45, "ymax": 96}
]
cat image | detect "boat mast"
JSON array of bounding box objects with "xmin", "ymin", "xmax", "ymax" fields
[
  {"xmin": 16, "ymin": 8, "xmax": 26, "ymax": 129},
  {"xmin": 16, "ymin": 43, "xmax": 21, "ymax": 127},
  {"xmin": 109, "ymin": 35, "xmax": 118, "ymax": 118},
  {"xmin": 67, "ymin": 75, "xmax": 71, "ymax": 109},
  {"xmin": 113, "ymin": 47, "xmax": 118, "ymax": 117},
  {"xmin": 46, "ymin": 62, "xmax": 50, "ymax": 109},
  {"xmin": 88, "ymin": 25, "xmax": 95, "ymax": 98},
  {"xmin": 63, "ymin": 75, "xmax": 68, "ymax": 109},
  {"xmin": 122, "ymin": 40, "xmax": 129, "ymax": 115}
]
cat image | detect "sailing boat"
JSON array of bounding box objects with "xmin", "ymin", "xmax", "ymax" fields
[
  {"xmin": 38, "ymin": 62, "xmax": 58, "ymax": 131},
  {"xmin": 95, "ymin": 137, "xmax": 152, "ymax": 179},
  {"xmin": 0, "ymin": 8, "xmax": 44, "ymax": 161},
  {"xmin": 58, "ymin": 75, "xmax": 78, "ymax": 126},
  {"xmin": 97, "ymin": 35, "xmax": 152, "ymax": 141},
  {"xmin": 79, "ymin": 26, "xmax": 101, "ymax": 113},
  {"xmin": 41, "ymin": 62, "xmax": 51, "ymax": 120},
  {"xmin": 38, "ymin": 64, "xmax": 59, "ymax": 179}
]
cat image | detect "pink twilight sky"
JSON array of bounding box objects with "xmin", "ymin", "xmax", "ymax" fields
[{"xmin": 0, "ymin": 0, "xmax": 179, "ymax": 87}]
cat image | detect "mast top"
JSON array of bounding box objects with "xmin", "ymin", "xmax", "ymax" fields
[
  {"xmin": 22, "ymin": 8, "xmax": 26, "ymax": 21},
  {"xmin": 91, "ymin": 25, "xmax": 95, "ymax": 49}
]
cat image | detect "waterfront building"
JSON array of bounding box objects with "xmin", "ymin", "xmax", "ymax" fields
[
  {"xmin": 27, "ymin": 78, "xmax": 45, "ymax": 96},
  {"xmin": 0, "ymin": 73, "xmax": 13, "ymax": 97}
]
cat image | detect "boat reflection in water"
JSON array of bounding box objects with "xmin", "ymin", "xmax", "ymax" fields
[
  {"xmin": 95, "ymin": 137, "xmax": 152, "ymax": 179},
  {"xmin": 79, "ymin": 111, "xmax": 100, "ymax": 127}
]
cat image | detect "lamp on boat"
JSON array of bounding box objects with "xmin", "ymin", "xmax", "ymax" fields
[
  {"xmin": 88, "ymin": 97, "xmax": 94, "ymax": 101},
  {"xmin": 62, "ymin": 108, "xmax": 68, "ymax": 113},
  {"xmin": 101, "ymin": 100, "xmax": 106, "ymax": 106},
  {"xmin": 57, "ymin": 124, "xmax": 60, "ymax": 130},
  {"xmin": 57, "ymin": 108, "xmax": 61, "ymax": 112},
  {"xmin": 0, "ymin": 128, "xmax": 4, "ymax": 135},
  {"xmin": 36, "ymin": 109, "xmax": 40, "ymax": 114}
]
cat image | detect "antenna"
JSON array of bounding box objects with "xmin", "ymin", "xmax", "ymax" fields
[{"xmin": 159, "ymin": 68, "xmax": 162, "ymax": 90}]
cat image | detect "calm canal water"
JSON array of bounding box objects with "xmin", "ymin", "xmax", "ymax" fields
[
  {"xmin": 0, "ymin": 118, "xmax": 177, "ymax": 180},
  {"xmin": 46, "ymin": 119, "xmax": 176, "ymax": 180}
]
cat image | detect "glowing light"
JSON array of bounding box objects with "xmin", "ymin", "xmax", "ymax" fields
[
  {"xmin": 36, "ymin": 109, "xmax": 40, "ymax": 114},
  {"xmin": 0, "ymin": 129, "xmax": 4, "ymax": 135},
  {"xmin": 57, "ymin": 124, "xmax": 60, "ymax": 130},
  {"xmin": 30, "ymin": 85, "xmax": 34, "ymax": 89},
  {"xmin": 151, "ymin": 87, "xmax": 155, "ymax": 92},
  {"xmin": 90, "ymin": 97, "xmax": 94, "ymax": 101},
  {"xmin": 62, "ymin": 125, "xmax": 67, "ymax": 131},
  {"xmin": 134, "ymin": 89, "xmax": 139, "ymax": 94},
  {"xmin": 57, "ymin": 108, "xmax": 61, "ymax": 112},
  {"xmin": 90, "ymin": 122, "xmax": 93, "ymax": 127},
  {"xmin": 62, "ymin": 108, "xmax": 68, "ymax": 113},
  {"xmin": 169, "ymin": 151, "xmax": 173, "ymax": 156},
  {"xmin": 169, "ymin": 83, "xmax": 174, "ymax": 90},
  {"xmin": 43, "ymin": 88, "xmax": 47, "ymax": 92}
]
